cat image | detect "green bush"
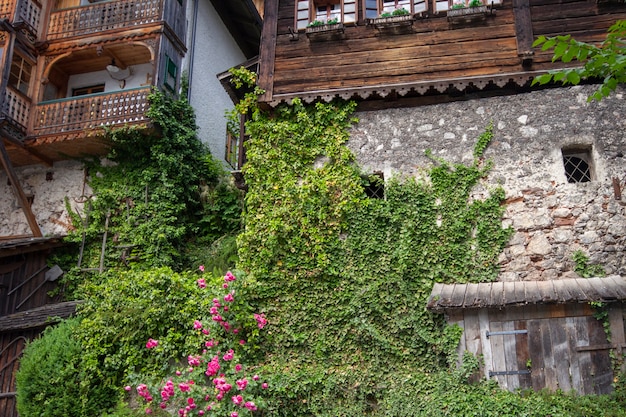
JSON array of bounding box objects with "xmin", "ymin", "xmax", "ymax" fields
[{"xmin": 15, "ymin": 318, "xmax": 109, "ymax": 417}]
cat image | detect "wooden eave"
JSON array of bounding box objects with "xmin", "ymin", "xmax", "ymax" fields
[
  {"xmin": 426, "ymin": 276, "xmax": 626, "ymax": 311},
  {"xmin": 0, "ymin": 236, "xmax": 65, "ymax": 257},
  {"xmin": 0, "ymin": 300, "xmax": 81, "ymax": 332},
  {"xmin": 210, "ymin": 0, "xmax": 263, "ymax": 59}
]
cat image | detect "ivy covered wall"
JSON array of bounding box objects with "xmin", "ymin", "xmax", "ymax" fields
[{"xmin": 350, "ymin": 85, "xmax": 626, "ymax": 280}]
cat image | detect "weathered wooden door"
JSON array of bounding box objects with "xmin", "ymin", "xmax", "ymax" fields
[{"xmin": 484, "ymin": 313, "xmax": 614, "ymax": 394}]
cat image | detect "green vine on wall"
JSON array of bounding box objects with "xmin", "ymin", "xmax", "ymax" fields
[{"xmin": 230, "ymin": 68, "xmax": 513, "ymax": 415}]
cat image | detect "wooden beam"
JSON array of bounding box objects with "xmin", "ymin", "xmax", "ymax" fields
[
  {"xmin": 513, "ymin": 0, "xmax": 534, "ymax": 57},
  {"xmin": 257, "ymin": 0, "xmax": 278, "ymax": 103},
  {"xmin": 2, "ymin": 134, "xmax": 54, "ymax": 167},
  {"xmin": 0, "ymin": 139, "xmax": 43, "ymax": 237}
]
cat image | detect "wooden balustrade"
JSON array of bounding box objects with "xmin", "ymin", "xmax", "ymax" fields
[
  {"xmin": 0, "ymin": 0, "xmax": 41, "ymax": 35},
  {"xmin": 33, "ymin": 88, "xmax": 150, "ymax": 137},
  {"xmin": 0, "ymin": 0, "xmax": 16, "ymax": 20},
  {"xmin": 48, "ymin": 0, "xmax": 162, "ymax": 40},
  {"xmin": 2, "ymin": 87, "xmax": 31, "ymax": 132}
]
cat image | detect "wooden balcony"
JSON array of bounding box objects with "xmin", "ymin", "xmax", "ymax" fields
[
  {"xmin": 32, "ymin": 87, "xmax": 151, "ymax": 137},
  {"xmin": 0, "ymin": 0, "xmax": 42, "ymax": 37},
  {"xmin": 47, "ymin": 0, "xmax": 185, "ymax": 42},
  {"xmin": 2, "ymin": 87, "xmax": 31, "ymax": 135}
]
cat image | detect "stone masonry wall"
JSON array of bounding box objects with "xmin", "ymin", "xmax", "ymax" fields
[
  {"xmin": 350, "ymin": 85, "xmax": 626, "ymax": 280},
  {"xmin": 0, "ymin": 160, "xmax": 90, "ymax": 237}
]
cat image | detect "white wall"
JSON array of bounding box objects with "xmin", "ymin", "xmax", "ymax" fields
[
  {"xmin": 185, "ymin": 0, "xmax": 247, "ymax": 164},
  {"xmin": 66, "ymin": 63, "xmax": 153, "ymax": 96}
]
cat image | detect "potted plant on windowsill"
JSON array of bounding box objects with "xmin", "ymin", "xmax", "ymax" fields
[
  {"xmin": 305, "ymin": 18, "xmax": 344, "ymax": 36},
  {"xmin": 367, "ymin": 8, "xmax": 414, "ymax": 27},
  {"xmin": 447, "ymin": 0, "xmax": 492, "ymax": 19}
]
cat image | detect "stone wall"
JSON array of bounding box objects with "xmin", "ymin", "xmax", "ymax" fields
[
  {"xmin": 0, "ymin": 160, "xmax": 89, "ymax": 237},
  {"xmin": 350, "ymin": 85, "xmax": 626, "ymax": 280}
]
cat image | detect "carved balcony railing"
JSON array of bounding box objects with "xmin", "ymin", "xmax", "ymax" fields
[
  {"xmin": 33, "ymin": 87, "xmax": 151, "ymax": 137},
  {"xmin": 0, "ymin": 0, "xmax": 42, "ymax": 37},
  {"xmin": 1, "ymin": 87, "xmax": 31, "ymax": 137},
  {"xmin": 47, "ymin": 0, "xmax": 185, "ymax": 42}
]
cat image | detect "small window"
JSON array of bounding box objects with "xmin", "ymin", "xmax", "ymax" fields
[
  {"xmin": 363, "ymin": 172, "xmax": 385, "ymax": 199},
  {"xmin": 562, "ymin": 148, "xmax": 593, "ymax": 183},
  {"xmin": 9, "ymin": 53, "xmax": 33, "ymax": 95},
  {"xmin": 72, "ymin": 84, "xmax": 105, "ymax": 97},
  {"xmin": 164, "ymin": 55, "xmax": 178, "ymax": 91},
  {"xmin": 436, "ymin": 0, "xmax": 500, "ymax": 13},
  {"xmin": 295, "ymin": 0, "xmax": 356, "ymax": 30},
  {"xmin": 365, "ymin": 0, "xmax": 427, "ymax": 18}
]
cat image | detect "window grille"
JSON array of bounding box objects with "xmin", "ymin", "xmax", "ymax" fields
[{"xmin": 562, "ymin": 149, "xmax": 592, "ymax": 183}]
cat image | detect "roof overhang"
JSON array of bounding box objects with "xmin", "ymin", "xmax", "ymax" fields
[{"xmin": 427, "ymin": 276, "xmax": 626, "ymax": 312}]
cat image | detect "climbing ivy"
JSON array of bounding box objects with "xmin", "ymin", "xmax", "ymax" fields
[{"xmin": 230, "ymin": 68, "xmax": 515, "ymax": 415}]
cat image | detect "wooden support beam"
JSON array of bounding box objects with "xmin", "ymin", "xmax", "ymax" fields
[
  {"xmin": 2, "ymin": 134, "xmax": 53, "ymax": 167},
  {"xmin": 257, "ymin": 0, "xmax": 277, "ymax": 103},
  {"xmin": 513, "ymin": 0, "xmax": 534, "ymax": 65},
  {"xmin": 0, "ymin": 139, "xmax": 43, "ymax": 237}
]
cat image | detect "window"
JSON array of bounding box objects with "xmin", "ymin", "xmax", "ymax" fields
[
  {"xmin": 435, "ymin": 0, "xmax": 500, "ymax": 13},
  {"xmin": 72, "ymin": 84, "xmax": 105, "ymax": 97},
  {"xmin": 9, "ymin": 53, "xmax": 33, "ymax": 95},
  {"xmin": 295, "ymin": 0, "xmax": 356, "ymax": 30},
  {"xmin": 365, "ymin": 0, "xmax": 427, "ymax": 18},
  {"xmin": 562, "ymin": 148, "xmax": 593, "ymax": 183},
  {"xmin": 363, "ymin": 172, "xmax": 385, "ymax": 199},
  {"xmin": 164, "ymin": 55, "xmax": 177, "ymax": 91}
]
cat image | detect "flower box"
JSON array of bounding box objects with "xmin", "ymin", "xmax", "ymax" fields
[
  {"xmin": 305, "ymin": 22, "xmax": 345, "ymax": 40},
  {"xmin": 447, "ymin": 5, "xmax": 491, "ymax": 20},
  {"xmin": 367, "ymin": 14, "xmax": 414, "ymax": 30}
]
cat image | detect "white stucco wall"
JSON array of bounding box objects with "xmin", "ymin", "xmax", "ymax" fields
[
  {"xmin": 65, "ymin": 63, "xmax": 153, "ymax": 96},
  {"xmin": 185, "ymin": 0, "xmax": 247, "ymax": 163}
]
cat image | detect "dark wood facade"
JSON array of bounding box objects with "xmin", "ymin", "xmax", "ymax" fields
[
  {"xmin": 258, "ymin": 0, "xmax": 626, "ymax": 106},
  {"xmin": 0, "ymin": 237, "xmax": 77, "ymax": 417}
]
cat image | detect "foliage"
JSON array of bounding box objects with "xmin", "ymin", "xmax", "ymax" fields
[
  {"xmin": 52, "ymin": 88, "xmax": 242, "ymax": 298},
  {"xmin": 469, "ymin": 0, "xmax": 483, "ymax": 7},
  {"xmin": 380, "ymin": 8, "xmax": 410, "ymax": 17},
  {"xmin": 573, "ymin": 249, "xmax": 605, "ymax": 278},
  {"xmin": 73, "ymin": 268, "xmax": 223, "ymax": 412},
  {"xmin": 15, "ymin": 318, "xmax": 108, "ymax": 417},
  {"xmin": 532, "ymin": 20, "xmax": 626, "ymax": 101},
  {"xmin": 230, "ymin": 66, "xmax": 514, "ymax": 414},
  {"xmin": 130, "ymin": 271, "xmax": 269, "ymax": 416}
]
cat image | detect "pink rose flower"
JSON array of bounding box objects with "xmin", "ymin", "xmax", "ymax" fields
[
  {"xmin": 146, "ymin": 338, "xmax": 159, "ymax": 349},
  {"xmin": 197, "ymin": 278, "xmax": 206, "ymax": 289},
  {"xmin": 199, "ymin": 265, "xmax": 205, "ymax": 272},
  {"xmin": 193, "ymin": 320, "xmax": 203, "ymax": 330}
]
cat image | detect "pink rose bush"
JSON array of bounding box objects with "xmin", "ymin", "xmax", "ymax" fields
[{"xmin": 130, "ymin": 271, "xmax": 268, "ymax": 416}]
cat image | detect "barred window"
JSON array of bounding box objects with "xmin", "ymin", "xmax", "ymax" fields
[{"xmin": 562, "ymin": 148, "xmax": 592, "ymax": 183}]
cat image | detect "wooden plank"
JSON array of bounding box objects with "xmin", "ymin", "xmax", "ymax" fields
[
  {"xmin": 523, "ymin": 280, "xmax": 541, "ymax": 304},
  {"xmin": 608, "ymin": 305, "xmax": 626, "ymax": 360},
  {"xmin": 565, "ymin": 278, "xmax": 587, "ymax": 302},
  {"xmin": 477, "ymin": 282, "xmax": 492, "ymax": 308},
  {"xmin": 587, "ymin": 277, "xmax": 618, "ymax": 301},
  {"xmin": 514, "ymin": 281, "xmax": 527, "ymax": 305},
  {"xmin": 527, "ymin": 319, "xmax": 546, "ymax": 390},
  {"xmin": 427, "ymin": 282, "xmax": 444, "ymax": 310},
  {"xmin": 515, "ymin": 320, "xmax": 532, "ymax": 389},
  {"xmin": 565, "ymin": 317, "xmax": 583, "ymax": 394},
  {"xmin": 605, "ymin": 276, "xmax": 626, "ymax": 299},
  {"xmin": 450, "ymin": 284, "xmax": 468, "ymax": 308},
  {"xmin": 502, "ymin": 321, "xmax": 520, "ymax": 390},
  {"xmin": 490, "ymin": 281, "xmax": 504, "ymax": 307},
  {"xmin": 464, "ymin": 282, "xmax": 480, "ymax": 308},
  {"xmin": 502, "ymin": 281, "xmax": 516, "ymax": 305},
  {"xmin": 512, "ymin": 0, "xmax": 533, "ymax": 55},
  {"xmin": 539, "ymin": 319, "xmax": 558, "ymax": 391},
  {"xmin": 537, "ymin": 279, "xmax": 557, "ymax": 303},
  {"xmin": 550, "ymin": 317, "xmax": 572, "ymax": 392},
  {"xmin": 489, "ymin": 321, "xmax": 507, "ymax": 389},
  {"xmin": 479, "ymin": 309, "xmax": 493, "ymax": 380},
  {"xmin": 575, "ymin": 278, "xmax": 599, "ymax": 301},
  {"xmin": 587, "ymin": 315, "xmax": 613, "ymax": 394},
  {"xmin": 258, "ymin": 0, "xmax": 278, "ymax": 101},
  {"xmin": 463, "ymin": 312, "xmax": 483, "ymax": 359},
  {"xmin": 439, "ymin": 283, "xmax": 456, "ymax": 306},
  {"xmin": 553, "ymin": 279, "xmax": 574, "ymax": 303}
]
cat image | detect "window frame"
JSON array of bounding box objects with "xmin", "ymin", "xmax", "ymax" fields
[
  {"xmin": 8, "ymin": 52, "xmax": 33, "ymax": 96},
  {"xmin": 295, "ymin": 0, "xmax": 357, "ymax": 31},
  {"xmin": 562, "ymin": 148, "xmax": 594, "ymax": 183},
  {"xmin": 72, "ymin": 84, "xmax": 105, "ymax": 97},
  {"xmin": 366, "ymin": 0, "xmax": 428, "ymax": 18}
]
